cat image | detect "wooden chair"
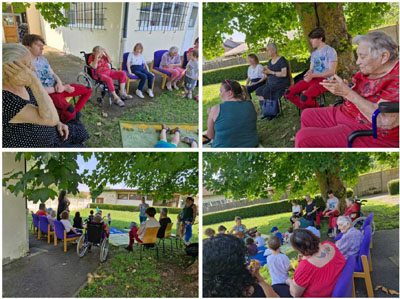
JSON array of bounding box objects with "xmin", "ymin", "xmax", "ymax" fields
[
  {"xmin": 353, "ymin": 225, "xmax": 373, "ymax": 297},
  {"xmin": 53, "ymin": 220, "xmax": 81, "ymax": 252},
  {"xmin": 158, "ymin": 222, "xmax": 174, "ymax": 253},
  {"xmin": 149, "ymin": 50, "xmax": 170, "ymax": 89},
  {"xmin": 38, "ymin": 215, "xmax": 55, "ymax": 244},
  {"xmin": 139, "ymin": 227, "xmax": 159, "ymax": 260}
]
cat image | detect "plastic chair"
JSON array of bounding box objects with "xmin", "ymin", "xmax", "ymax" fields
[
  {"xmin": 32, "ymin": 214, "xmax": 39, "ymax": 236},
  {"xmin": 139, "ymin": 227, "xmax": 160, "ymax": 260},
  {"xmin": 149, "ymin": 50, "xmax": 171, "ymax": 89},
  {"xmin": 53, "ymin": 220, "xmax": 81, "ymax": 252},
  {"xmin": 332, "ymin": 255, "xmax": 356, "ymax": 297},
  {"xmin": 158, "ymin": 222, "xmax": 174, "ymax": 253},
  {"xmin": 38, "ymin": 215, "xmax": 54, "ymax": 244},
  {"xmin": 353, "ymin": 225, "xmax": 373, "ymax": 297}
]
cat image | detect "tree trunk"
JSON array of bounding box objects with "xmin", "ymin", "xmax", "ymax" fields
[
  {"xmin": 294, "ymin": 3, "xmax": 356, "ymax": 78},
  {"xmin": 315, "ymin": 170, "xmax": 347, "ymax": 212}
]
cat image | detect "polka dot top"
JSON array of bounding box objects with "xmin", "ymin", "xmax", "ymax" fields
[{"xmin": 3, "ymin": 88, "xmax": 60, "ymax": 148}]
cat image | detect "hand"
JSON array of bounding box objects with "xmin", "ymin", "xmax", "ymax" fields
[
  {"xmin": 64, "ymin": 84, "xmax": 75, "ymax": 93},
  {"xmin": 56, "ymin": 122, "xmax": 69, "ymax": 140},
  {"xmin": 248, "ymin": 260, "xmax": 262, "ymax": 280},
  {"xmin": 263, "ymin": 67, "xmax": 272, "ymax": 75},
  {"xmin": 55, "ymin": 82, "xmax": 65, "ymax": 93},
  {"xmin": 304, "ymin": 72, "xmax": 314, "ymax": 82},
  {"xmin": 320, "ymin": 74, "xmax": 352, "ymax": 98},
  {"xmin": 3, "ymin": 61, "xmax": 36, "ymax": 87}
]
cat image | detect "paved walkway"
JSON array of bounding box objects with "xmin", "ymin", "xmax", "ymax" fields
[
  {"xmin": 355, "ymin": 228, "xmax": 399, "ymax": 297},
  {"xmin": 3, "ymin": 234, "xmax": 100, "ymax": 297}
]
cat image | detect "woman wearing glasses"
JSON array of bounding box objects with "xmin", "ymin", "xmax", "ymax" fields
[{"xmin": 205, "ymin": 80, "xmax": 259, "ymax": 147}]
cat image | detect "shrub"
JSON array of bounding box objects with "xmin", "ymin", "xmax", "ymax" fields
[
  {"xmin": 387, "ymin": 179, "xmax": 399, "ymax": 195},
  {"xmin": 203, "ymin": 195, "xmax": 326, "ymax": 225},
  {"xmin": 88, "ymin": 203, "xmax": 182, "ymax": 214},
  {"xmin": 203, "ymin": 59, "xmax": 309, "ymax": 86},
  {"xmin": 346, "ymin": 188, "xmax": 354, "ymax": 198}
]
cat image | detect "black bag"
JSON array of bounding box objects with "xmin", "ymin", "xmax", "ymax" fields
[{"xmin": 262, "ymin": 99, "xmax": 279, "ymax": 118}]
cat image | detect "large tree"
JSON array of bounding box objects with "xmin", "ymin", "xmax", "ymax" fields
[
  {"xmin": 3, "ymin": 152, "xmax": 198, "ymax": 203},
  {"xmin": 203, "ymin": 152, "xmax": 398, "ymax": 211},
  {"xmin": 203, "ymin": 2, "xmax": 397, "ymax": 77}
]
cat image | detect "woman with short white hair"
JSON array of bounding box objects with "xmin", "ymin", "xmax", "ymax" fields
[
  {"xmin": 2, "ymin": 43, "xmax": 71, "ymax": 147},
  {"xmin": 160, "ymin": 46, "xmax": 185, "ymax": 91},
  {"xmin": 335, "ymin": 216, "xmax": 363, "ymax": 259},
  {"xmin": 296, "ymin": 31, "xmax": 399, "ymax": 148}
]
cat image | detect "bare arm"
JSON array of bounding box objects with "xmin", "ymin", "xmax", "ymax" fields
[
  {"xmin": 206, "ymin": 105, "xmax": 219, "ymax": 140},
  {"xmin": 273, "ymin": 67, "xmax": 287, "ymax": 78},
  {"xmin": 286, "ymin": 278, "xmax": 306, "ymax": 297},
  {"xmin": 312, "ymin": 61, "xmax": 337, "ymax": 78}
]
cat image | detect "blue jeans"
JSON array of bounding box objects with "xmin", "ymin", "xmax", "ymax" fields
[
  {"xmin": 139, "ymin": 216, "xmax": 147, "ymax": 223},
  {"xmin": 130, "ymin": 65, "xmax": 154, "ymax": 91},
  {"xmin": 183, "ymin": 218, "xmax": 193, "ymax": 242}
]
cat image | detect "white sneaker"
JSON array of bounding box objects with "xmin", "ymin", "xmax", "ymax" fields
[
  {"xmin": 147, "ymin": 89, "xmax": 154, "ymax": 98},
  {"xmin": 173, "ymin": 83, "xmax": 179, "ymax": 90},
  {"xmin": 187, "ymin": 92, "xmax": 193, "ymax": 99},
  {"xmin": 166, "ymin": 82, "xmax": 172, "ymax": 91},
  {"xmin": 136, "ymin": 89, "xmax": 144, "ymax": 99}
]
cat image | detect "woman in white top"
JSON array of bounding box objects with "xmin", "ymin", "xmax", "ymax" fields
[
  {"xmin": 245, "ymin": 54, "xmax": 266, "ymax": 94},
  {"xmin": 290, "ymin": 201, "xmax": 303, "ymax": 224},
  {"xmin": 126, "ymin": 43, "xmax": 154, "ymax": 99},
  {"xmin": 60, "ymin": 211, "xmax": 81, "ymax": 235}
]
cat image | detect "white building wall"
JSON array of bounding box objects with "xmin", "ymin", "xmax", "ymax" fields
[
  {"xmin": 38, "ymin": 2, "xmax": 124, "ymax": 63},
  {"xmin": 124, "ymin": 2, "xmax": 198, "ymax": 62},
  {"xmin": 2, "ymin": 153, "xmax": 29, "ymax": 265}
]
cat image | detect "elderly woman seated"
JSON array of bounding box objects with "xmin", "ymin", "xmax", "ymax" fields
[
  {"xmin": 286, "ymin": 229, "xmax": 345, "ymax": 297},
  {"xmin": 160, "ymin": 46, "xmax": 185, "ymax": 91},
  {"xmin": 2, "ymin": 43, "xmax": 87, "ymax": 147},
  {"xmin": 296, "ymin": 31, "xmax": 399, "ymax": 148},
  {"xmin": 88, "ymin": 46, "xmax": 132, "ymax": 107},
  {"xmin": 335, "ymin": 216, "xmax": 363, "ymax": 259}
]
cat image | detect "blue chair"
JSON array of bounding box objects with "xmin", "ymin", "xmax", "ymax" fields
[
  {"xmin": 38, "ymin": 215, "xmax": 54, "ymax": 244},
  {"xmin": 32, "ymin": 213, "xmax": 39, "ymax": 236},
  {"xmin": 332, "ymin": 255, "xmax": 356, "ymax": 297},
  {"xmin": 149, "ymin": 50, "xmax": 171, "ymax": 89},
  {"xmin": 353, "ymin": 225, "xmax": 373, "ymax": 297}
]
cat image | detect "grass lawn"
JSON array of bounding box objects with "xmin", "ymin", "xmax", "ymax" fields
[
  {"xmin": 29, "ymin": 208, "xmax": 199, "ymax": 297},
  {"xmin": 203, "ymin": 79, "xmax": 339, "ymax": 147},
  {"xmin": 82, "ymin": 88, "xmax": 198, "ymax": 148}
]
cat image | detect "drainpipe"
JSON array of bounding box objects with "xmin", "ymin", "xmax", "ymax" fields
[{"xmin": 120, "ymin": 2, "xmax": 129, "ymax": 66}]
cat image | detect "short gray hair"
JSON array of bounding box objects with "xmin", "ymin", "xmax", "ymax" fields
[
  {"xmin": 266, "ymin": 42, "xmax": 278, "ymax": 52},
  {"xmin": 169, "ymin": 46, "xmax": 179, "ymax": 53},
  {"xmin": 353, "ymin": 31, "xmax": 399, "ymax": 62},
  {"xmin": 337, "ymin": 216, "xmax": 352, "ymax": 227},
  {"xmin": 160, "ymin": 207, "xmax": 168, "ymax": 216},
  {"xmin": 3, "ymin": 43, "xmax": 30, "ymax": 65}
]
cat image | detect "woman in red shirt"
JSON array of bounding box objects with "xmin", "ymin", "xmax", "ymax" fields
[
  {"xmin": 286, "ymin": 229, "xmax": 345, "ymax": 297},
  {"xmin": 88, "ymin": 46, "xmax": 133, "ymax": 107},
  {"xmin": 296, "ymin": 31, "xmax": 399, "ymax": 148}
]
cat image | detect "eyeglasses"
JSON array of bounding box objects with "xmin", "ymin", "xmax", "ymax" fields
[{"xmin": 224, "ymin": 79, "xmax": 232, "ymax": 90}]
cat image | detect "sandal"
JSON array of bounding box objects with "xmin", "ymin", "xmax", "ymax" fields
[
  {"xmin": 161, "ymin": 124, "xmax": 170, "ymax": 133},
  {"xmin": 113, "ymin": 98, "xmax": 125, "ymax": 107},
  {"xmin": 170, "ymin": 127, "xmax": 180, "ymax": 134},
  {"xmin": 182, "ymin": 136, "xmax": 198, "ymax": 147}
]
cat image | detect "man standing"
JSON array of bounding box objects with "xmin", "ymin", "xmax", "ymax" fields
[
  {"xmin": 138, "ymin": 197, "xmax": 149, "ymax": 223},
  {"xmin": 23, "ymin": 34, "xmax": 92, "ymax": 123},
  {"xmin": 285, "ymin": 27, "xmax": 337, "ymax": 109},
  {"xmin": 180, "ymin": 197, "xmax": 197, "ymax": 245}
]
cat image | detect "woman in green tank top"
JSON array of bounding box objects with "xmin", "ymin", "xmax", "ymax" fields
[{"xmin": 205, "ymin": 80, "xmax": 259, "ymax": 148}]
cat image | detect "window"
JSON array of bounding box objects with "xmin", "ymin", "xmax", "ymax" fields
[
  {"xmin": 66, "ymin": 2, "xmax": 106, "ymax": 30},
  {"xmin": 137, "ymin": 2, "xmax": 189, "ymax": 32},
  {"xmin": 117, "ymin": 193, "xmax": 128, "ymax": 200},
  {"xmin": 129, "ymin": 194, "xmax": 141, "ymax": 200}
]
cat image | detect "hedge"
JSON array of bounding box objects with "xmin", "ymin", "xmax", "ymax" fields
[
  {"xmin": 203, "ymin": 196, "xmax": 325, "ymax": 225},
  {"xmin": 88, "ymin": 203, "xmax": 182, "ymax": 214},
  {"xmin": 387, "ymin": 179, "xmax": 399, "ymax": 195},
  {"xmin": 203, "ymin": 59, "xmax": 309, "ymax": 86}
]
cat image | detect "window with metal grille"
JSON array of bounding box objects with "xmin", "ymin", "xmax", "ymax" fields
[
  {"xmin": 137, "ymin": 2, "xmax": 189, "ymax": 32},
  {"xmin": 66, "ymin": 2, "xmax": 106, "ymax": 30}
]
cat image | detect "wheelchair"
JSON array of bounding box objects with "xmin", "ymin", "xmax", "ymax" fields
[
  {"xmin": 333, "ymin": 99, "xmax": 399, "ymax": 147},
  {"xmin": 76, "ymin": 51, "xmax": 120, "ymax": 107},
  {"xmin": 76, "ymin": 222, "xmax": 109, "ymax": 262},
  {"xmin": 351, "ymin": 198, "xmax": 376, "ymax": 235}
]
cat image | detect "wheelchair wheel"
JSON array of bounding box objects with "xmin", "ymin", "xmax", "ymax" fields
[
  {"xmin": 352, "ymin": 217, "xmax": 376, "ymax": 235},
  {"xmin": 76, "ymin": 72, "xmax": 93, "ymax": 89},
  {"xmin": 99, "ymin": 237, "xmax": 109, "ymax": 262},
  {"xmin": 77, "ymin": 234, "xmax": 89, "ymax": 257}
]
